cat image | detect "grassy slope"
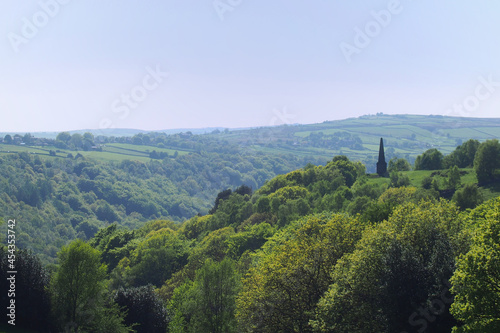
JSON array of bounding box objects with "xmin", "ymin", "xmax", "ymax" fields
[
  {"xmin": 365, "ymin": 168, "xmax": 500, "ymax": 201},
  {"xmin": 227, "ymin": 114, "xmax": 500, "ymax": 165},
  {"xmin": 0, "ymin": 143, "xmax": 190, "ymax": 163}
]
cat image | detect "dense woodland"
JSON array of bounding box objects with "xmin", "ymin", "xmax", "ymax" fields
[
  {"xmin": 0, "ymin": 145, "xmax": 323, "ymax": 264},
  {"xmin": 1, "ymin": 136, "xmax": 500, "ymax": 332}
]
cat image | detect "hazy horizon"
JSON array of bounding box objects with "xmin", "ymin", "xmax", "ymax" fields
[
  {"xmin": 2, "ymin": 1, "xmax": 499, "ymax": 132},
  {"xmin": 2, "ymin": 113, "xmax": 500, "ymax": 138}
]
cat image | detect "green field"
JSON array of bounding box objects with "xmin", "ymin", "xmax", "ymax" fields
[
  {"xmin": 3, "ymin": 114, "xmax": 500, "ymax": 170},
  {"xmin": 105, "ymin": 143, "xmax": 190, "ymax": 155},
  {"xmin": 226, "ymin": 114, "xmax": 500, "ymax": 171},
  {"xmin": 363, "ymin": 168, "xmax": 500, "ymax": 203},
  {"xmin": 0, "ymin": 143, "xmax": 190, "ymax": 163}
]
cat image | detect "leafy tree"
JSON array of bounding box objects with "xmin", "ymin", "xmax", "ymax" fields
[
  {"xmin": 361, "ymin": 200, "xmax": 394, "ymax": 223},
  {"xmin": 312, "ymin": 201, "xmax": 461, "ymax": 333},
  {"xmin": 422, "ymin": 175, "xmax": 433, "ymax": 189},
  {"xmin": 346, "ymin": 195, "xmax": 372, "ymax": 215},
  {"xmin": 49, "ymin": 239, "xmax": 131, "ymax": 332},
  {"xmin": 4, "ymin": 134, "xmax": 13, "ymax": 144},
  {"xmin": 268, "ymin": 185, "xmax": 309, "ymax": 204},
  {"xmin": 193, "ymin": 258, "xmax": 240, "ymax": 333},
  {"xmin": 351, "ymin": 176, "xmax": 384, "ymax": 200},
  {"xmin": 326, "ymin": 155, "xmax": 360, "ymax": 187},
  {"xmin": 389, "ymin": 171, "xmax": 411, "ymax": 188},
  {"xmin": 169, "ymin": 258, "xmax": 240, "ymax": 333},
  {"xmin": 256, "ymin": 196, "xmax": 271, "ymax": 213},
  {"xmin": 388, "ymin": 157, "xmax": 411, "ymax": 172},
  {"xmin": 236, "ymin": 213, "xmax": 364, "ymax": 333},
  {"xmin": 209, "ymin": 189, "xmax": 233, "ymax": 214},
  {"xmin": 83, "ymin": 132, "xmax": 95, "ymax": 150},
  {"xmin": 452, "ymin": 184, "xmax": 484, "ymax": 211},
  {"xmin": 444, "ymin": 139, "xmax": 480, "ymax": 168},
  {"xmin": 447, "ymin": 165, "xmax": 461, "ymax": 190},
  {"xmin": 96, "ymin": 202, "xmax": 120, "ymax": 222},
  {"xmin": 23, "ymin": 133, "xmax": 33, "ymax": 145},
  {"xmin": 474, "ymin": 139, "xmax": 500, "ymax": 184},
  {"xmin": 450, "ymin": 198, "xmax": 500, "ymax": 332},
  {"xmin": 378, "ymin": 186, "xmax": 417, "ymax": 207},
  {"xmin": 415, "ymin": 148, "xmax": 444, "ymax": 170},
  {"xmin": 235, "ymin": 184, "xmax": 253, "ymax": 196},
  {"xmin": 129, "ymin": 228, "xmax": 189, "ymax": 287},
  {"xmin": 226, "ymin": 222, "xmax": 275, "ymax": 258},
  {"xmin": 115, "ymin": 285, "xmax": 169, "ymax": 333},
  {"xmin": 70, "ymin": 133, "xmax": 84, "ymax": 149},
  {"xmin": 56, "ymin": 131, "xmax": 72, "ymax": 143}
]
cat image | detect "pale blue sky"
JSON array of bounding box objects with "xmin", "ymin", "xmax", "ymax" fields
[{"xmin": 1, "ymin": 0, "xmax": 499, "ymax": 132}]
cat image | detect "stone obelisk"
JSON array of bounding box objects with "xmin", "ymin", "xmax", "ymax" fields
[{"xmin": 376, "ymin": 138, "xmax": 387, "ymax": 177}]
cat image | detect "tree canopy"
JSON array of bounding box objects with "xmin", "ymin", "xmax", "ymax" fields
[{"xmin": 474, "ymin": 139, "xmax": 500, "ymax": 184}]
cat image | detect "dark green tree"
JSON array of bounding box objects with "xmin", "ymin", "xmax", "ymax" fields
[
  {"xmin": 312, "ymin": 201, "xmax": 460, "ymax": 333},
  {"xmin": 388, "ymin": 157, "xmax": 411, "ymax": 172},
  {"xmin": 447, "ymin": 165, "xmax": 461, "ymax": 190},
  {"xmin": 115, "ymin": 285, "xmax": 169, "ymax": 333},
  {"xmin": 474, "ymin": 139, "xmax": 500, "ymax": 184},
  {"xmin": 422, "ymin": 176, "xmax": 433, "ymax": 189},
  {"xmin": 23, "ymin": 133, "xmax": 33, "ymax": 145},
  {"xmin": 414, "ymin": 148, "xmax": 444, "ymax": 170},
  {"xmin": 70, "ymin": 133, "xmax": 84, "ymax": 149},
  {"xmin": 56, "ymin": 131, "xmax": 72, "ymax": 143},
  {"xmin": 443, "ymin": 139, "xmax": 480, "ymax": 168},
  {"xmin": 0, "ymin": 248, "xmax": 53, "ymax": 331},
  {"xmin": 3, "ymin": 134, "xmax": 13, "ymax": 144},
  {"xmin": 389, "ymin": 171, "xmax": 411, "ymax": 188},
  {"xmin": 452, "ymin": 184, "xmax": 483, "ymax": 210}
]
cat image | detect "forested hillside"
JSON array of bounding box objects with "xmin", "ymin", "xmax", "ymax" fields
[
  {"xmin": 2, "ymin": 137, "xmax": 500, "ymax": 332},
  {"xmin": 0, "ymin": 150, "xmax": 321, "ymax": 264}
]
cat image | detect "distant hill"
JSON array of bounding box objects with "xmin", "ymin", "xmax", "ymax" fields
[
  {"xmin": 0, "ymin": 127, "xmax": 240, "ymax": 139},
  {"xmin": 208, "ymin": 114, "xmax": 500, "ymax": 173},
  {"xmin": 2, "ymin": 114, "xmax": 500, "ymax": 173}
]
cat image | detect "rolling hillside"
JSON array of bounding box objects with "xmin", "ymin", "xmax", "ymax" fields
[
  {"xmin": 2, "ymin": 114, "xmax": 500, "ymax": 173},
  {"xmin": 216, "ymin": 114, "xmax": 500, "ymax": 172}
]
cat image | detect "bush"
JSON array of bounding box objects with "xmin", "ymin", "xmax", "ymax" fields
[
  {"xmin": 114, "ymin": 285, "xmax": 169, "ymax": 333},
  {"xmin": 389, "ymin": 172, "xmax": 410, "ymax": 188},
  {"xmin": 452, "ymin": 184, "xmax": 483, "ymax": 210}
]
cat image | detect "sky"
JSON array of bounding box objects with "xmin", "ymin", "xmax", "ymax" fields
[{"xmin": 1, "ymin": 0, "xmax": 500, "ymax": 133}]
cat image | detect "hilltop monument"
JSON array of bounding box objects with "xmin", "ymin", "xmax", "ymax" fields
[{"xmin": 377, "ymin": 138, "xmax": 387, "ymax": 176}]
